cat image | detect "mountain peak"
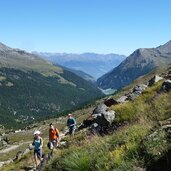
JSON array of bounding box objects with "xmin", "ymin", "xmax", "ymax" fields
[
  {"xmin": 157, "ymin": 40, "xmax": 171, "ymax": 53},
  {"xmin": 0, "ymin": 42, "xmax": 12, "ymax": 51}
]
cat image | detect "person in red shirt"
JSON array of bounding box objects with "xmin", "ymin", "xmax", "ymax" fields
[{"xmin": 49, "ymin": 123, "xmax": 60, "ymax": 149}]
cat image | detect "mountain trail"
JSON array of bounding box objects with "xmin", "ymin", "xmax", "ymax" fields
[{"xmin": 0, "ymin": 141, "xmax": 31, "ymax": 154}]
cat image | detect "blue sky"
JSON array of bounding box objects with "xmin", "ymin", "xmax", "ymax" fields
[{"xmin": 0, "ymin": 0, "xmax": 171, "ymax": 55}]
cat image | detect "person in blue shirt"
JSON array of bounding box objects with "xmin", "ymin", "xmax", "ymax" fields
[
  {"xmin": 32, "ymin": 130, "xmax": 43, "ymax": 168},
  {"xmin": 67, "ymin": 114, "xmax": 76, "ymax": 136}
]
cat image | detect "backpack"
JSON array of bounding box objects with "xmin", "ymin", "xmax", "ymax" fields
[{"xmin": 55, "ymin": 128, "xmax": 59, "ymax": 138}]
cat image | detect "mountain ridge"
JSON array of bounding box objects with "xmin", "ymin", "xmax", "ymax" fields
[
  {"xmin": 0, "ymin": 42, "xmax": 103, "ymax": 128},
  {"xmin": 34, "ymin": 52, "xmax": 126, "ymax": 79},
  {"xmin": 97, "ymin": 40, "xmax": 171, "ymax": 90}
]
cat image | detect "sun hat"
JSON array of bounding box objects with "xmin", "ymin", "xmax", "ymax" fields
[{"xmin": 34, "ymin": 130, "xmax": 41, "ymax": 135}]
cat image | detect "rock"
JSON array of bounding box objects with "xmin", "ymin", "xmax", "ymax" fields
[
  {"xmin": 116, "ymin": 96, "xmax": 128, "ymax": 103},
  {"xmin": 161, "ymin": 80, "xmax": 171, "ymax": 92},
  {"xmin": 23, "ymin": 166, "xmax": 36, "ymax": 171},
  {"xmin": 14, "ymin": 129, "xmax": 22, "ymax": 133},
  {"xmin": 78, "ymin": 119, "xmax": 94, "ymax": 130},
  {"xmin": 23, "ymin": 148, "xmax": 30, "ymax": 155},
  {"xmin": 159, "ymin": 118, "xmax": 171, "ymax": 134},
  {"xmin": 104, "ymin": 97, "xmax": 118, "ymax": 107},
  {"xmin": 126, "ymin": 85, "xmax": 146, "ymax": 100},
  {"xmin": 133, "ymin": 167, "xmax": 145, "ymax": 171},
  {"xmin": 103, "ymin": 110, "xmax": 115, "ymax": 125},
  {"xmin": 132, "ymin": 84, "xmax": 147, "ymax": 92},
  {"xmin": 148, "ymin": 75, "xmax": 163, "ymax": 86},
  {"xmin": 92, "ymin": 109, "xmax": 115, "ymax": 126},
  {"xmin": 167, "ymin": 71, "xmax": 171, "ymax": 79},
  {"xmin": 78, "ymin": 104, "xmax": 115, "ymax": 135},
  {"xmin": 126, "ymin": 92, "xmax": 140, "ymax": 101},
  {"xmin": 159, "ymin": 118, "xmax": 171, "ymax": 126},
  {"xmin": 2, "ymin": 140, "xmax": 7, "ymax": 145},
  {"xmin": 92, "ymin": 104, "xmax": 115, "ymax": 125},
  {"xmin": 15, "ymin": 151, "xmax": 23, "ymax": 160},
  {"xmin": 0, "ymin": 162, "xmax": 5, "ymax": 168},
  {"xmin": 163, "ymin": 70, "xmax": 171, "ymax": 79},
  {"xmin": 92, "ymin": 104, "xmax": 108, "ymax": 114},
  {"xmin": 59, "ymin": 141, "xmax": 67, "ymax": 147},
  {"xmin": 4, "ymin": 159, "xmax": 13, "ymax": 165}
]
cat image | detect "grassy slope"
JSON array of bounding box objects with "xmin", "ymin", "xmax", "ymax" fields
[
  {"xmin": 43, "ymin": 81, "xmax": 171, "ymax": 171},
  {"xmin": 2, "ymin": 69, "xmax": 171, "ymax": 171},
  {"xmin": 0, "ymin": 46, "xmax": 103, "ymax": 128},
  {"xmin": 0, "ymin": 67, "xmax": 102, "ymax": 129}
]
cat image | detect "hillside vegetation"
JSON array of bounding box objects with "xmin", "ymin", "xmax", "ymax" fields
[
  {"xmin": 2, "ymin": 70, "xmax": 170, "ymax": 171},
  {"xmin": 0, "ymin": 67, "xmax": 102, "ymax": 129},
  {"xmin": 0, "ymin": 43, "xmax": 103, "ymax": 129},
  {"xmin": 43, "ymin": 73, "xmax": 171, "ymax": 171},
  {"xmin": 97, "ymin": 40, "xmax": 171, "ymax": 90}
]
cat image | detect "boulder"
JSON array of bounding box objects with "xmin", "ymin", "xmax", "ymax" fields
[
  {"xmin": 92, "ymin": 109, "xmax": 115, "ymax": 126},
  {"xmin": 103, "ymin": 110, "xmax": 115, "ymax": 125},
  {"xmin": 126, "ymin": 84, "xmax": 147, "ymax": 101},
  {"xmin": 148, "ymin": 75, "xmax": 163, "ymax": 86},
  {"xmin": 92, "ymin": 104, "xmax": 108, "ymax": 114},
  {"xmin": 104, "ymin": 97, "xmax": 118, "ymax": 107},
  {"xmin": 78, "ymin": 119, "xmax": 94, "ymax": 130},
  {"xmin": 161, "ymin": 80, "xmax": 171, "ymax": 92},
  {"xmin": 116, "ymin": 96, "xmax": 128, "ymax": 103},
  {"xmin": 78, "ymin": 104, "xmax": 115, "ymax": 135},
  {"xmin": 167, "ymin": 71, "xmax": 171, "ymax": 79},
  {"xmin": 126, "ymin": 92, "xmax": 140, "ymax": 101},
  {"xmin": 163, "ymin": 70, "xmax": 171, "ymax": 79},
  {"xmin": 132, "ymin": 84, "xmax": 148, "ymax": 92}
]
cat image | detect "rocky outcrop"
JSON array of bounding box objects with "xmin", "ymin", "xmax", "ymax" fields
[
  {"xmin": 78, "ymin": 104, "xmax": 115, "ymax": 135},
  {"xmin": 132, "ymin": 84, "xmax": 148, "ymax": 92},
  {"xmin": 92, "ymin": 104, "xmax": 115, "ymax": 125},
  {"xmin": 148, "ymin": 75, "xmax": 163, "ymax": 86},
  {"xmin": 161, "ymin": 80, "xmax": 171, "ymax": 92},
  {"xmin": 104, "ymin": 97, "xmax": 118, "ymax": 107},
  {"xmin": 116, "ymin": 96, "xmax": 128, "ymax": 103}
]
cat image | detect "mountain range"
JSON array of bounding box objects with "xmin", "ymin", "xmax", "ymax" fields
[
  {"xmin": 33, "ymin": 52, "xmax": 126, "ymax": 79},
  {"xmin": 97, "ymin": 40, "xmax": 171, "ymax": 90},
  {"xmin": 0, "ymin": 43, "xmax": 103, "ymax": 128}
]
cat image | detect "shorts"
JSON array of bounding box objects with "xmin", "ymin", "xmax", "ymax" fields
[
  {"xmin": 69, "ymin": 127, "xmax": 76, "ymax": 135},
  {"xmin": 34, "ymin": 148, "xmax": 42, "ymax": 158},
  {"xmin": 50, "ymin": 139, "xmax": 59, "ymax": 148}
]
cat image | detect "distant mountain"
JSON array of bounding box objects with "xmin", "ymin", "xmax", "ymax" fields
[
  {"xmin": 0, "ymin": 43, "xmax": 103, "ymax": 128},
  {"xmin": 33, "ymin": 52, "xmax": 126, "ymax": 79},
  {"xmin": 97, "ymin": 40, "xmax": 171, "ymax": 90},
  {"xmin": 61, "ymin": 66, "xmax": 96, "ymax": 83}
]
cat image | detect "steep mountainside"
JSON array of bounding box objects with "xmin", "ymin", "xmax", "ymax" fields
[
  {"xmin": 2, "ymin": 68, "xmax": 170, "ymax": 171},
  {"xmin": 34, "ymin": 52, "xmax": 126, "ymax": 79},
  {"xmin": 59, "ymin": 65, "xmax": 96, "ymax": 83},
  {"xmin": 97, "ymin": 40, "xmax": 171, "ymax": 89},
  {"xmin": 0, "ymin": 43, "xmax": 103, "ymax": 128}
]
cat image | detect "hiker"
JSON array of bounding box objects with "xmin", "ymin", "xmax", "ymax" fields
[
  {"xmin": 49, "ymin": 123, "xmax": 60, "ymax": 149},
  {"xmin": 67, "ymin": 113, "xmax": 76, "ymax": 136},
  {"xmin": 31, "ymin": 130, "xmax": 43, "ymax": 168}
]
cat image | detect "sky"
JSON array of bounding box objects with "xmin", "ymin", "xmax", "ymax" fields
[{"xmin": 0, "ymin": 0, "xmax": 171, "ymax": 56}]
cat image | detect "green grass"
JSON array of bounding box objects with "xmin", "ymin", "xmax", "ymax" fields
[
  {"xmin": 0, "ymin": 143, "xmax": 29, "ymax": 161},
  {"xmin": 44, "ymin": 123, "xmax": 151, "ymax": 171},
  {"xmin": 43, "ymin": 80, "xmax": 171, "ymax": 171},
  {"xmin": 1, "ymin": 74, "xmax": 171, "ymax": 171}
]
